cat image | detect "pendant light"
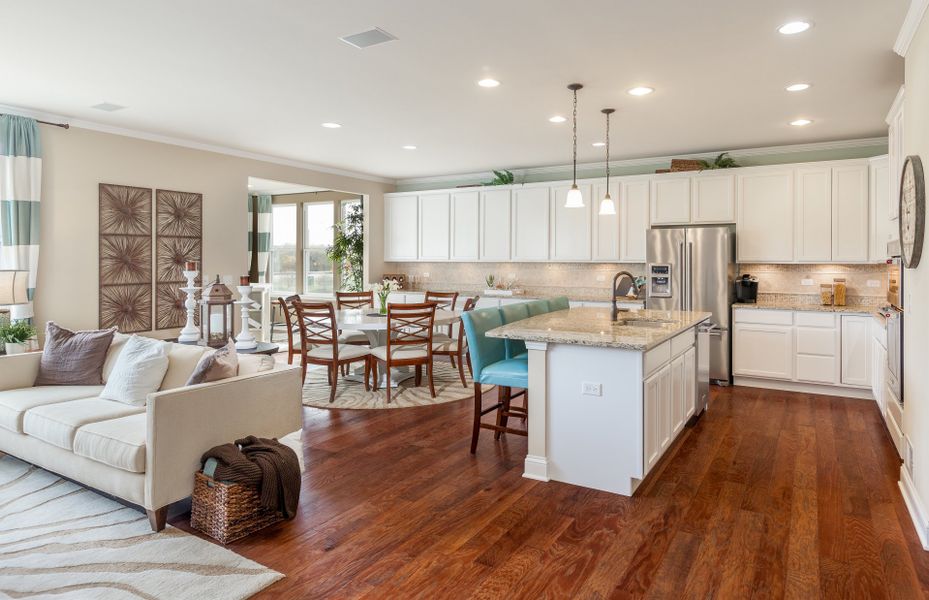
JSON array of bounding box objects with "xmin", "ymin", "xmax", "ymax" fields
[
  {"xmin": 599, "ymin": 108, "xmax": 617, "ymax": 215},
  {"xmin": 564, "ymin": 83, "xmax": 585, "ymax": 208}
]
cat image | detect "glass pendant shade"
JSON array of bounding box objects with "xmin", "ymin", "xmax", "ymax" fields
[
  {"xmin": 565, "ymin": 184, "xmax": 585, "ymax": 208},
  {"xmin": 599, "ymin": 192, "xmax": 616, "ymax": 215}
]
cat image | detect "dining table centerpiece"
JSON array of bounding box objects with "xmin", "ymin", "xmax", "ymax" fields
[{"xmin": 371, "ymin": 279, "xmax": 400, "ymax": 315}]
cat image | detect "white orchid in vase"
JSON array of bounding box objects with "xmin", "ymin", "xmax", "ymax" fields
[{"xmin": 371, "ymin": 279, "xmax": 400, "ymax": 314}]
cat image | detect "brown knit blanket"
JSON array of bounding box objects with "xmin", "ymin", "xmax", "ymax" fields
[{"xmin": 201, "ymin": 436, "xmax": 301, "ymax": 519}]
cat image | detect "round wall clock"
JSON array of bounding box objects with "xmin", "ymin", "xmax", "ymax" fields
[{"xmin": 899, "ymin": 155, "xmax": 926, "ymax": 268}]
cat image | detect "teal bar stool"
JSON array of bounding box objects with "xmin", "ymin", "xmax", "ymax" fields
[
  {"xmin": 461, "ymin": 308, "xmax": 529, "ymax": 453},
  {"xmin": 548, "ymin": 296, "xmax": 570, "ymax": 311},
  {"xmin": 526, "ymin": 299, "xmax": 550, "ymax": 316},
  {"xmin": 500, "ymin": 302, "xmax": 530, "ymax": 359}
]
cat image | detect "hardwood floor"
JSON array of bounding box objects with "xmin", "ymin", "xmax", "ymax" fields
[{"xmin": 171, "ymin": 384, "xmax": 929, "ymax": 599}]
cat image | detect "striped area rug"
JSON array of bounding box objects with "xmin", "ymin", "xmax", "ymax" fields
[{"xmin": 0, "ymin": 455, "xmax": 282, "ymax": 599}]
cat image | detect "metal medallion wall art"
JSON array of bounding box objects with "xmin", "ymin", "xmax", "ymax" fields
[
  {"xmin": 99, "ymin": 184, "xmax": 153, "ymax": 333},
  {"xmin": 155, "ymin": 189, "xmax": 203, "ymax": 330}
]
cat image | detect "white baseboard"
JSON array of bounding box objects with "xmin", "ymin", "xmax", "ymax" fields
[
  {"xmin": 523, "ymin": 455, "xmax": 549, "ymax": 481},
  {"xmin": 900, "ymin": 468, "xmax": 929, "ymax": 550},
  {"xmin": 733, "ymin": 377, "xmax": 873, "ymax": 400}
]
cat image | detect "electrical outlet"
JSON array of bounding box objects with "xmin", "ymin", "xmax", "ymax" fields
[
  {"xmin": 581, "ymin": 382, "xmax": 602, "ymax": 396},
  {"xmin": 596, "ymin": 275, "xmax": 606, "ymax": 282},
  {"xmin": 867, "ymin": 279, "xmax": 880, "ymax": 288},
  {"xmin": 801, "ymin": 278, "xmax": 814, "ymax": 286},
  {"xmin": 422, "ymin": 272, "xmax": 430, "ymax": 278}
]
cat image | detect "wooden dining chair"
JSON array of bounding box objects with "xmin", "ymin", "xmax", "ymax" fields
[
  {"xmin": 294, "ymin": 300, "xmax": 371, "ymax": 402},
  {"xmin": 371, "ymin": 302, "xmax": 436, "ymax": 404},
  {"xmin": 276, "ymin": 295, "xmax": 301, "ymax": 365},
  {"xmin": 335, "ymin": 291, "xmax": 373, "ymax": 346},
  {"xmin": 425, "ymin": 291, "xmax": 459, "ymax": 339},
  {"xmin": 433, "ymin": 296, "xmax": 478, "ymax": 387}
]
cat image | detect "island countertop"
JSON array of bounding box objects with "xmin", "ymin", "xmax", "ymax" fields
[{"xmin": 486, "ymin": 307, "xmax": 712, "ymax": 351}]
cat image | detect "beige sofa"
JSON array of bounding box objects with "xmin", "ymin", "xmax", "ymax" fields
[{"xmin": 0, "ymin": 334, "xmax": 303, "ymax": 531}]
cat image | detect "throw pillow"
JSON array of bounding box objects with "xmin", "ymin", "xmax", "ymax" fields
[
  {"xmin": 100, "ymin": 335, "xmax": 170, "ymax": 406},
  {"xmin": 186, "ymin": 340, "xmax": 239, "ymax": 385},
  {"xmin": 34, "ymin": 322, "xmax": 117, "ymax": 386}
]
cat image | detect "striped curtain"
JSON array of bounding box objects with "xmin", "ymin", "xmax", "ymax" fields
[
  {"xmin": 247, "ymin": 194, "xmax": 272, "ymax": 282},
  {"xmin": 0, "ymin": 116, "xmax": 41, "ymax": 320}
]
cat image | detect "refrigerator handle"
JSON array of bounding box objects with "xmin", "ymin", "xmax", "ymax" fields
[
  {"xmin": 688, "ymin": 242, "xmax": 694, "ymax": 312},
  {"xmin": 679, "ymin": 241, "xmax": 687, "ymax": 311}
]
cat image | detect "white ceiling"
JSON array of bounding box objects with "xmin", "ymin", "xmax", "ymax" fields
[{"xmin": 0, "ymin": 0, "xmax": 907, "ymax": 180}]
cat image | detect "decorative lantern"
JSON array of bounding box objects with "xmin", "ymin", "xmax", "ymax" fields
[{"xmin": 200, "ymin": 275, "xmax": 235, "ymax": 348}]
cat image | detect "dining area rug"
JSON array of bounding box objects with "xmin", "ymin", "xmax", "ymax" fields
[
  {"xmin": 0, "ymin": 455, "xmax": 282, "ymax": 600},
  {"xmin": 302, "ymin": 359, "xmax": 483, "ymax": 409}
]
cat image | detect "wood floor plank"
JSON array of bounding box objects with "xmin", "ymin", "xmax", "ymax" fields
[{"xmin": 162, "ymin": 383, "xmax": 928, "ymax": 599}]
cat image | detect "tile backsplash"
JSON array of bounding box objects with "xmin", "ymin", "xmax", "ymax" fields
[{"xmin": 739, "ymin": 263, "xmax": 892, "ymax": 305}]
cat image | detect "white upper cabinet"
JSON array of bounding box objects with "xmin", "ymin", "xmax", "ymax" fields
[
  {"xmin": 795, "ymin": 166, "xmax": 833, "ymax": 262},
  {"xmin": 650, "ymin": 176, "xmax": 691, "ymax": 225},
  {"xmin": 384, "ymin": 194, "xmax": 418, "ymax": 261},
  {"xmin": 869, "ymin": 156, "xmax": 892, "ymax": 262},
  {"xmin": 691, "ymin": 173, "xmax": 735, "ymax": 223},
  {"xmin": 592, "ymin": 181, "xmax": 620, "ymax": 261},
  {"xmin": 551, "ymin": 184, "xmax": 591, "ymax": 261},
  {"xmin": 832, "ymin": 164, "xmax": 869, "ymax": 262},
  {"xmin": 511, "ymin": 187, "xmax": 551, "ymax": 261},
  {"xmin": 450, "ymin": 191, "xmax": 480, "ymax": 261},
  {"xmin": 620, "ymin": 179, "xmax": 649, "ymax": 263},
  {"xmin": 737, "ymin": 169, "xmax": 795, "ymax": 262},
  {"xmin": 418, "ymin": 193, "xmax": 450, "ymax": 260},
  {"xmin": 479, "ymin": 189, "xmax": 511, "ymax": 261}
]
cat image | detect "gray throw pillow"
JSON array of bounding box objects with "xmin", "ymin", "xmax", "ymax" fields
[
  {"xmin": 34, "ymin": 322, "xmax": 117, "ymax": 386},
  {"xmin": 186, "ymin": 339, "xmax": 239, "ymax": 385}
]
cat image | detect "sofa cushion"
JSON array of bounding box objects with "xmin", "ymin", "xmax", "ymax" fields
[
  {"xmin": 186, "ymin": 340, "xmax": 238, "ymax": 386},
  {"xmin": 73, "ymin": 413, "xmax": 147, "ymax": 473},
  {"xmin": 102, "ymin": 333, "xmax": 130, "ymax": 383},
  {"xmin": 0, "ymin": 386, "xmax": 104, "ymax": 434},
  {"xmin": 238, "ymin": 354, "xmax": 276, "ymax": 376},
  {"xmin": 100, "ymin": 336, "xmax": 170, "ymax": 406},
  {"xmin": 159, "ymin": 344, "xmax": 210, "ymax": 390},
  {"xmin": 23, "ymin": 398, "xmax": 143, "ymax": 450},
  {"xmin": 34, "ymin": 322, "xmax": 116, "ymax": 386}
]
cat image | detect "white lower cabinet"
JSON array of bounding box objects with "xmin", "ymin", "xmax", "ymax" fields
[
  {"xmin": 683, "ymin": 347, "xmax": 696, "ymax": 420},
  {"xmin": 733, "ymin": 323, "xmax": 794, "ymax": 380},
  {"xmin": 841, "ymin": 315, "xmax": 872, "ymax": 387},
  {"xmin": 670, "ymin": 355, "xmax": 685, "ymax": 437},
  {"xmin": 644, "ymin": 364, "xmax": 670, "ymax": 472},
  {"xmin": 871, "ymin": 339, "xmax": 886, "ymax": 414},
  {"xmin": 643, "ymin": 332, "xmax": 697, "ymax": 476}
]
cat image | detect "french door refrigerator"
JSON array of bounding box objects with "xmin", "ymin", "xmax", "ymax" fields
[{"xmin": 645, "ymin": 226, "xmax": 736, "ymax": 384}]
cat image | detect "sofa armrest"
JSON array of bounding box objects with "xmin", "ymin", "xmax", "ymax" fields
[
  {"xmin": 0, "ymin": 352, "xmax": 41, "ymax": 391},
  {"xmin": 144, "ymin": 364, "xmax": 303, "ymax": 510}
]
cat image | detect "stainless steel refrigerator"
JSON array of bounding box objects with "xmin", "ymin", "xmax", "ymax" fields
[{"xmin": 645, "ymin": 226, "xmax": 736, "ymax": 384}]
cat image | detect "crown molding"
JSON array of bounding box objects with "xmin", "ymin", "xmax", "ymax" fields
[
  {"xmin": 0, "ymin": 103, "xmax": 395, "ymax": 185},
  {"xmin": 895, "ymin": 0, "xmax": 929, "ymax": 57},
  {"xmin": 397, "ymin": 137, "xmax": 889, "ymax": 187}
]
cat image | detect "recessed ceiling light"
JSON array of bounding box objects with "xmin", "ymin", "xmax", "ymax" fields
[
  {"xmin": 549, "ymin": 115, "xmax": 567, "ymax": 123},
  {"xmin": 627, "ymin": 86, "xmax": 654, "ymax": 96},
  {"xmin": 402, "ymin": 145, "xmax": 417, "ymax": 150},
  {"xmin": 321, "ymin": 122, "xmax": 342, "ymax": 128},
  {"xmin": 91, "ymin": 102, "xmax": 126, "ymax": 112},
  {"xmin": 478, "ymin": 78, "xmax": 500, "ymax": 88},
  {"xmin": 592, "ymin": 142, "xmax": 606, "ymax": 147},
  {"xmin": 790, "ymin": 118, "xmax": 813, "ymax": 126},
  {"xmin": 786, "ymin": 83, "xmax": 811, "ymax": 92},
  {"xmin": 778, "ymin": 21, "xmax": 811, "ymax": 35}
]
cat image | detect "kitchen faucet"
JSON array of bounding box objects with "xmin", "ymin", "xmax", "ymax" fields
[{"xmin": 611, "ymin": 271, "xmax": 637, "ymax": 322}]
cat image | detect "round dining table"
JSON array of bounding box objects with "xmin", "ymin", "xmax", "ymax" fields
[{"xmin": 333, "ymin": 308, "xmax": 461, "ymax": 387}]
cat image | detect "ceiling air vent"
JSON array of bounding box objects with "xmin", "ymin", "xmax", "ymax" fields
[{"xmin": 339, "ymin": 27, "xmax": 397, "ymax": 49}]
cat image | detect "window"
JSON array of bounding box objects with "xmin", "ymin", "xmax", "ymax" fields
[
  {"xmin": 270, "ymin": 204, "xmax": 297, "ymax": 292},
  {"xmin": 303, "ymin": 203, "xmax": 334, "ymax": 293}
]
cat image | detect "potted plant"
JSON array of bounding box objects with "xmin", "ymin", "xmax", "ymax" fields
[
  {"xmin": 326, "ymin": 203, "xmax": 364, "ymax": 292},
  {"xmin": 371, "ymin": 279, "xmax": 400, "ymax": 315},
  {"xmin": 0, "ymin": 320, "xmax": 36, "ymax": 355}
]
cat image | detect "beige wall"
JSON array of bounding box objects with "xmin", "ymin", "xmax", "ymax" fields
[
  {"xmin": 902, "ymin": 10, "xmax": 929, "ymax": 514},
  {"xmin": 37, "ymin": 126, "xmax": 392, "ymax": 334}
]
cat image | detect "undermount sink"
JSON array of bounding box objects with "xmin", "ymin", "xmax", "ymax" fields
[{"xmin": 616, "ymin": 319, "xmax": 673, "ymax": 329}]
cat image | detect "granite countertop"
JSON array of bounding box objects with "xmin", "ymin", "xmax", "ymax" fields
[
  {"xmin": 486, "ymin": 307, "xmax": 711, "ymax": 351},
  {"xmin": 402, "ymin": 287, "xmax": 644, "ymax": 304},
  {"xmin": 731, "ymin": 301, "xmax": 877, "ymax": 315}
]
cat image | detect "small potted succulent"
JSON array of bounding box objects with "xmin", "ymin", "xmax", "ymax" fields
[
  {"xmin": 0, "ymin": 320, "xmax": 36, "ymax": 355},
  {"xmin": 371, "ymin": 279, "xmax": 401, "ymax": 315}
]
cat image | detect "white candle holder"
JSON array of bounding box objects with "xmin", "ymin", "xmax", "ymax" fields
[
  {"xmin": 178, "ymin": 270, "xmax": 201, "ymax": 344},
  {"xmin": 235, "ymin": 285, "xmax": 258, "ymax": 350}
]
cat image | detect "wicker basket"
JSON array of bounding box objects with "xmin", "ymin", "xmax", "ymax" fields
[
  {"xmin": 190, "ymin": 471, "xmax": 283, "ymax": 544},
  {"xmin": 669, "ymin": 158, "xmax": 705, "ymax": 172}
]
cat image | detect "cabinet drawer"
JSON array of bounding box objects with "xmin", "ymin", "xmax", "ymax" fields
[
  {"xmin": 644, "ymin": 341, "xmax": 671, "ymax": 377},
  {"xmin": 796, "ymin": 354, "xmax": 836, "ymax": 384},
  {"xmin": 671, "ymin": 328, "xmax": 695, "ymax": 357},
  {"xmin": 795, "ymin": 312, "xmax": 836, "ymax": 328},
  {"xmin": 733, "ymin": 309, "xmax": 793, "ymax": 326},
  {"xmin": 795, "ymin": 327, "xmax": 837, "ymax": 356}
]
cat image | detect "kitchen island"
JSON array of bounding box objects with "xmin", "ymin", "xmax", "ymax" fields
[{"xmin": 487, "ymin": 307, "xmax": 711, "ymax": 495}]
